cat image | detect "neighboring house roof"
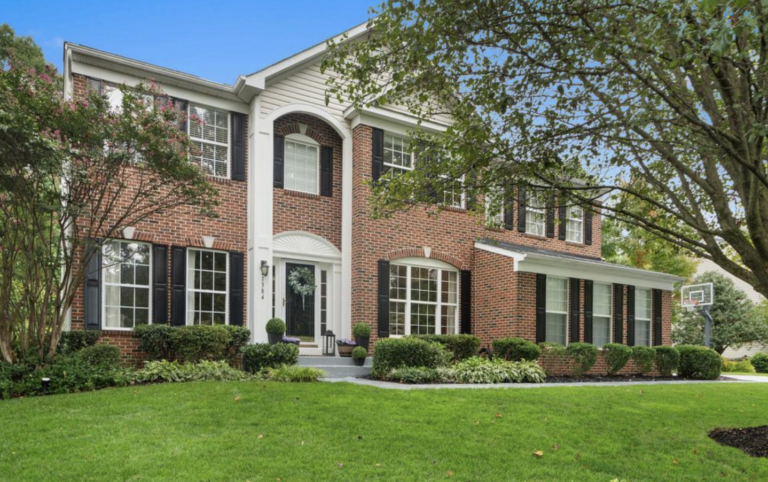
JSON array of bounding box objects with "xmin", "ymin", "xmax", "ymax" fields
[{"xmin": 476, "ymin": 239, "xmax": 684, "ymax": 291}]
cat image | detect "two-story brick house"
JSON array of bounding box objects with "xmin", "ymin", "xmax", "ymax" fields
[{"xmin": 62, "ymin": 22, "xmax": 683, "ymax": 363}]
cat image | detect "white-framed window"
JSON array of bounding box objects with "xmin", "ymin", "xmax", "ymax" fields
[
  {"xmin": 526, "ymin": 194, "xmax": 546, "ymax": 237},
  {"xmin": 635, "ymin": 288, "xmax": 652, "ymax": 346},
  {"xmin": 284, "ymin": 135, "xmax": 320, "ymax": 194},
  {"xmin": 389, "ymin": 262, "xmax": 459, "ymax": 336},
  {"xmin": 441, "ymin": 176, "xmax": 465, "ymax": 209},
  {"xmin": 566, "ymin": 206, "xmax": 584, "ymax": 243},
  {"xmin": 383, "ymin": 133, "xmax": 413, "ymax": 176},
  {"xmin": 593, "ymin": 282, "xmax": 612, "ymax": 348},
  {"xmin": 546, "ymin": 276, "xmax": 568, "ymax": 345},
  {"xmin": 485, "ymin": 189, "xmax": 505, "ymax": 229},
  {"xmin": 187, "ymin": 249, "xmax": 228, "ymax": 325},
  {"xmin": 188, "ymin": 104, "xmax": 230, "ymax": 178},
  {"xmin": 102, "ymin": 240, "xmax": 151, "ymax": 330}
]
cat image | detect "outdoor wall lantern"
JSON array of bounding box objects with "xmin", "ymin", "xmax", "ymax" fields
[
  {"xmin": 260, "ymin": 260, "xmax": 270, "ymax": 278},
  {"xmin": 323, "ymin": 330, "xmax": 336, "ymax": 356}
]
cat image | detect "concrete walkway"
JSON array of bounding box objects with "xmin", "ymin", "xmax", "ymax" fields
[
  {"xmin": 722, "ymin": 374, "xmax": 768, "ymax": 383},
  {"xmin": 322, "ymin": 377, "xmax": 754, "ymax": 390}
]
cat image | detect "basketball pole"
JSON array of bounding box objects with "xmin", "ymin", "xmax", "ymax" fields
[{"xmin": 698, "ymin": 305, "xmax": 713, "ymax": 348}]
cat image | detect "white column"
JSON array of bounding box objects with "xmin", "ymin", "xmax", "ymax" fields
[
  {"xmin": 340, "ymin": 133, "xmax": 353, "ymax": 340},
  {"xmin": 333, "ymin": 262, "xmax": 346, "ymax": 339}
]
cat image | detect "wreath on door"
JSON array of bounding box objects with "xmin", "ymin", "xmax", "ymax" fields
[{"xmin": 288, "ymin": 267, "xmax": 317, "ymax": 309}]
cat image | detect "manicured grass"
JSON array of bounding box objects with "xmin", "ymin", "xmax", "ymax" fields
[
  {"xmin": 725, "ymin": 372, "xmax": 768, "ymax": 377},
  {"xmin": 1, "ymin": 382, "xmax": 767, "ymax": 481}
]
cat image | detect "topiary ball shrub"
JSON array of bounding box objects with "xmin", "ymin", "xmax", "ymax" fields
[
  {"xmin": 566, "ymin": 342, "xmax": 598, "ymax": 377},
  {"xmin": 241, "ymin": 343, "xmax": 299, "ymax": 373},
  {"xmin": 75, "ymin": 344, "xmax": 121, "ymax": 368},
  {"xmin": 266, "ymin": 318, "xmax": 286, "ymax": 334},
  {"xmin": 751, "ymin": 353, "xmax": 768, "ymax": 374},
  {"xmin": 493, "ymin": 337, "xmax": 541, "ymax": 362},
  {"xmin": 411, "ymin": 334, "xmax": 481, "ymax": 361},
  {"xmin": 654, "ymin": 346, "xmax": 680, "ymax": 376},
  {"xmin": 677, "ymin": 345, "xmax": 721, "ymax": 380},
  {"xmin": 631, "ymin": 345, "xmax": 656, "ymax": 375},
  {"xmin": 352, "ymin": 346, "xmax": 368, "ymax": 359},
  {"xmin": 371, "ymin": 338, "xmax": 451, "ymax": 378},
  {"xmin": 352, "ymin": 323, "xmax": 371, "ymax": 338},
  {"xmin": 602, "ymin": 343, "xmax": 632, "ymax": 375}
]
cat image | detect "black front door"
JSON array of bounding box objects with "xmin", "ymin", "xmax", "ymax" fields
[{"xmin": 285, "ymin": 263, "xmax": 315, "ymax": 342}]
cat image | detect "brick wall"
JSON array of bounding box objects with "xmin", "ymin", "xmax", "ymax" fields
[{"xmin": 69, "ymin": 73, "xmax": 249, "ymax": 364}]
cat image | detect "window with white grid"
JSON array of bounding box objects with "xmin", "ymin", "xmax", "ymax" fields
[
  {"xmin": 189, "ymin": 104, "xmax": 229, "ymax": 178},
  {"xmin": 383, "ymin": 133, "xmax": 413, "ymax": 175},
  {"xmin": 187, "ymin": 249, "xmax": 228, "ymax": 325},
  {"xmin": 485, "ymin": 189, "xmax": 505, "ymax": 228},
  {"xmin": 389, "ymin": 263, "xmax": 459, "ymax": 336},
  {"xmin": 526, "ymin": 194, "xmax": 546, "ymax": 236},
  {"xmin": 566, "ymin": 206, "xmax": 584, "ymax": 243},
  {"xmin": 635, "ymin": 288, "xmax": 652, "ymax": 346},
  {"xmin": 546, "ymin": 277, "xmax": 568, "ymax": 345},
  {"xmin": 284, "ymin": 138, "xmax": 319, "ymax": 194},
  {"xmin": 103, "ymin": 240, "xmax": 151, "ymax": 329},
  {"xmin": 593, "ymin": 283, "xmax": 612, "ymax": 347},
  {"xmin": 441, "ymin": 176, "xmax": 465, "ymax": 208}
]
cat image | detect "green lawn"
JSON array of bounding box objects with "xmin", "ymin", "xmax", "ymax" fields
[
  {"xmin": 1, "ymin": 382, "xmax": 768, "ymax": 481},
  {"xmin": 725, "ymin": 372, "xmax": 768, "ymax": 377}
]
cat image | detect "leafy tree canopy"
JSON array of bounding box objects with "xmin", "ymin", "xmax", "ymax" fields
[{"xmin": 0, "ymin": 24, "xmax": 48, "ymax": 71}]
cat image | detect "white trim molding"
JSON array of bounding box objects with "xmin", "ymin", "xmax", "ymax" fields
[{"xmin": 273, "ymin": 231, "xmax": 341, "ymax": 262}]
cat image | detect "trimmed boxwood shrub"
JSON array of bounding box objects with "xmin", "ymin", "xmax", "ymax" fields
[
  {"xmin": 241, "ymin": 343, "xmax": 299, "ymax": 373},
  {"xmin": 222, "ymin": 326, "xmax": 251, "ymax": 361},
  {"xmin": 411, "ymin": 334, "xmax": 480, "ymax": 361},
  {"xmin": 566, "ymin": 342, "xmax": 598, "ymax": 377},
  {"xmin": 631, "ymin": 345, "xmax": 656, "ymax": 374},
  {"xmin": 57, "ymin": 330, "xmax": 101, "ymax": 355},
  {"xmin": 602, "ymin": 343, "xmax": 632, "ymax": 375},
  {"xmin": 75, "ymin": 345, "xmax": 121, "ymax": 368},
  {"xmin": 134, "ymin": 325, "xmax": 175, "ymax": 360},
  {"xmin": 751, "ymin": 352, "xmax": 768, "ymax": 374},
  {"xmin": 134, "ymin": 325, "xmax": 250, "ymax": 364},
  {"xmin": 352, "ymin": 323, "xmax": 371, "ymax": 338},
  {"xmin": 539, "ymin": 342, "xmax": 567, "ymax": 357},
  {"xmin": 266, "ymin": 318, "xmax": 286, "ymax": 334},
  {"xmin": 372, "ymin": 338, "xmax": 451, "ymax": 378},
  {"xmin": 677, "ymin": 345, "xmax": 721, "ymax": 380},
  {"xmin": 493, "ymin": 337, "xmax": 541, "ymax": 362},
  {"xmin": 654, "ymin": 346, "xmax": 680, "ymax": 376},
  {"xmin": 352, "ymin": 346, "xmax": 367, "ymax": 359},
  {"xmin": 722, "ymin": 357, "xmax": 755, "ymax": 373}
]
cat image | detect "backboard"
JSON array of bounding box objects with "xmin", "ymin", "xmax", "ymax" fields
[{"xmin": 681, "ymin": 282, "xmax": 714, "ymax": 309}]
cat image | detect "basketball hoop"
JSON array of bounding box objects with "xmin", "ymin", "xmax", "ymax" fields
[{"xmin": 681, "ymin": 282, "xmax": 715, "ymax": 348}]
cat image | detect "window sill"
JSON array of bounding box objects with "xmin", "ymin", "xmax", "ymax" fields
[
  {"xmin": 565, "ymin": 241, "xmax": 584, "ymax": 247},
  {"xmin": 280, "ymin": 189, "xmax": 321, "ymax": 200},
  {"xmin": 440, "ymin": 205, "xmax": 467, "ymax": 213},
  {"xmin": 205, "ymin": 175, "xmax": 240, "ymax": 184},
  {"xmin": 521, "ymin": 232, "xmax": 547, "ymax": 240}
]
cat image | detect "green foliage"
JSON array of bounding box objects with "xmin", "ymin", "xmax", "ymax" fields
[
  {"xmin": 134, "ymin": 325, "xmax": 248, "ymax": 364},
  {"xmin": 538, "ymin": 342, "xmax": 567, "ymax": 357},
  {"xmin": 74, "ymin": 345, "xmax": 121, "ymax": 368},
  {"xmin": 222, "ymin": 326, "xmax": 251, "ymax": 359},
  {"xmin": 492, "ymin": 337, "xmax": 541, "ymax": 362},
  {"xmin": 677, "ymin": 345, "xmax": 722, "ymax": 380},
  {"xmin": 266, "ymin": 318, "xmax": 286, "ymax": 334},
  {"xmin": 134, "ymin": 325, "xmax": 176, "ymax": 360},
  {"xmin": 352, "ymin": 323, "xmax": 371, "ymax": 338},
  {"xmin": 371, "ymin": 338, "xmax": 451, "ymax": 378},
  {"xmin": 751, "ymin": 353, "xmax": 768, "ymax": 374},
  {"xmin": 721, "ymin": 358, "xmax": 755, "ymax": 373},
  {"xmin": 351, "ymin": 346, "xmax": 368, "ymax": 359},
  {"xmin": 135, "ymin": 360, "xmax": 252, "ymax": 383},
  {"xmin": 654, "ymin": 346, "xmax": 680, "ymax": 376},
  {"xmin": 565, "ymin": 343, "xmax": 598, "ymax": 377},
  {"xmin": 0, "ymin": 24, "xmax": 48, "ymax": 71},
  {"xmin": 453, "ymin": 357, "xmax": 546, "ymax": 384},
  {"xmin": 411, "ymin": 334, "xmax": 480, "ymax": 361},
  {"xmin": 57, "ymin": 331, "xmax": 101, "ymax": 355},
  {"xmin": 265, "ymin": 365, "xmax": 324, "ymax": 383},
  {"xmin": 673, "ymin": 272, "xmax": 768, "ymax": 354},
  {"xmin": 631, "ymin": 346, "xmax": 656, "ymax": 374},
  {"xmin": 602, "ymin": 343, "xmax": 632, "ymax": 375},
  {"xmin": 240, "ymin": 343, "xmax": 299, "ymax": 374},
  {"xmin": 383, "ymin": 367, "xmax": 446, "ymax": 384}
]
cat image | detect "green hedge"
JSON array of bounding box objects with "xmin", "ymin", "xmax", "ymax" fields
[
  {"xmin": 372, "ymin": 338, "xmax": 451, "ymax": 378},
  {"xmin": 602, "ymin": 343, "xmax": 632, "ymax": 375},
  {"xmin": 631, "ymin": 345, "xmax": 656, "ymax": 374},
  {"xmin": 654, "ymin": 346, "xmax": 680, "ymax": 376},
  {"xmin": 492, "ymin": 338, "xmax": 541, "ymax": 362},
  {"xmin": 75, "ymin": 345, "xmax": 121, "ymax": 368},
  {"xmin": 134, "ymin": 325, "xmax": 250, "ymax": 364},
  {"xmin": 566, "ymin": 342, "xmax": 598, "ymax": 377},
  {"xmin": 751, "ymin": 353, "xmax": 768, "ymax": 374},
  {"xmin": 241, "ymin": 343, "xmax": 299, "ymax": 373},
  {"xmin": 57, "ymin": 330, "xmax": 101, "ymax": 355},
  {"xmin": 677, "ymin": 345, "xmax": 721, "ymax": 380},
  {"xmin": 410, "ymin": 334, "xmax": 480, "ymax": 361}
]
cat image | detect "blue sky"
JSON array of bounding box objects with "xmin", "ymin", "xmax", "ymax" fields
[{"xmin": 4, "ymin": 0, "xmax": 376, "ymax": 84}]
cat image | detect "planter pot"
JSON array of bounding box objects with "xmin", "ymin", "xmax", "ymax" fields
[
  {"xmin": 268, "ymin": 333, "xmax": 283, "ymax": 345},
  {"xmin": 283, "ymin": 339, "xmax": 300, "ymax": 346},
  {"xmin": 353, "ymin": 357, "xmax": 366, "ymax": 367},
  {"xmin": 355, "ymin": 336, "xmax": 370, "ymax": 351},
  {"xmin": 338, "ymin": 345, "xmax": 354, "ymax": 357}
]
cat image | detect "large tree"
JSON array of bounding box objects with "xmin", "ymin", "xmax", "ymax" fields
[
  {"xmin": 324, "ymin": 0, "xmax": 768, "ymax": 297},
  {"xmin": 0, "ymin": 47, "xmax": 217, "ymax": 363}
]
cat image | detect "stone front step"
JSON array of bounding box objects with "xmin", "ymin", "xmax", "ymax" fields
[{"xmin": 298, "ymin": 355, "xmax": 372, "ymax": 378}]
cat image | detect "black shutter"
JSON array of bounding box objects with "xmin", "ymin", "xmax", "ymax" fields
[
  {"xmin": 626, "ymin": 285, "xmax": 635, "ymax": 346},
  {"xmin": 460, "ymin": 270, "xmax": 472, "ymax": 334},
  {"xmin": 152, "ymin": 244, "xmax": 168, "ymax": 325},
  {"xmin": 503, "ymin": 187, "xmax": 514, "ymax": 230},
  {"xmin": 231, "ymin": 112, "xmax": 246, "ymax": 181},
  {"xmin": 584, "ymin": 280, "xmax": 594, "ymax": 343},
  {"xmin": 546, "ymin": 193, "xmax": 556, "ymax": 238},
  {"xmin": 558, "ymin": 203, "xmax": 567, "ymax": 240},
  {"xmin": 372, "ymin": 128, "xmax": 384, "ymax": 182},
  {"xmin": 570, "ymin": 278, "xmax": 580, "ymax": 343},
  {"xmin": 320, "ymin": 146, "xmax": 333, "ymax": 197},
  {"xmin": 536, "ymin": 273, "xmax": 546, "ymax": 343},
  {"xmin": 653, "ymin": 289, "xmax": 663, "ymax": 345},
  {"xmin": 171, "ymin": 246, "xmax": 187, "ymax": 326},
  {"xmin": 173, "ymin": 99, "xmax": 188, "ymax": 132},
  {"xmin": 273, "ymin": 135, "xmax": 284, "ymax": 188},
  {"xmin": 83, "ymin": 239, "xmax": 102, "ymax": 330},
  {"xmin": 585, "ymin": 209, "xmax": 593, "ymax": 245},
  {"xmin": 229, "ymin": 251, "xmax": 244, "ymax": 326},
  {"xmin": 614, "ymin": 284, "xmax": 624, "ymax": 343},
  {"xmin": 517, "ymin": 187, "xmax": 527, "ymax": 232},
  {"xmin": 377, "ymin": 259, "xmax": 390, "ymax": 338}
]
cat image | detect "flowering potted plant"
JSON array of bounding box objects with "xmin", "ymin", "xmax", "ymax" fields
[
  {"xmin": 336, "ymin": 338, "xmax": 356, "ymax": 357},
  {"xmin": 282, "ymin": 336, "xmax": 300, "ymax": 346},
  {"xmin": 352, "ymin": 322, "xmax": 371, "ymax": 351},
  {"xmin": 266, "ymin": 318, "xmax": 286, "ymax": 345},
  {"xmin": 351, "ymin": 346, "xmax": 367, "ymax": 367}
]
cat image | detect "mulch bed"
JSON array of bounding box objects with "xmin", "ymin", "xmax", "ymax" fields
[{"xmin": 709, "ymin": 426, "xmax": 768, "ymax": 458}]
